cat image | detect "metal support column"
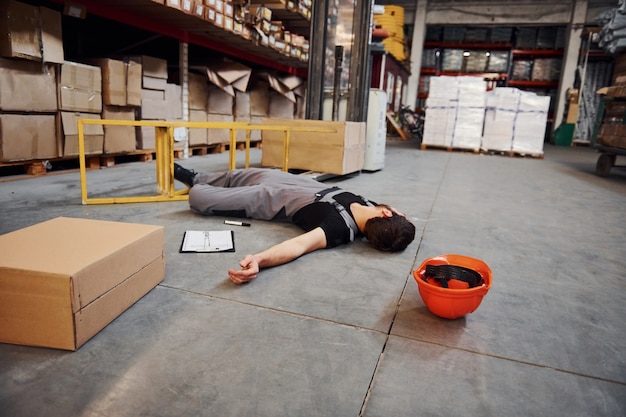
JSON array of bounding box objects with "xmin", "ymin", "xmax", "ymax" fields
[
  {"xmin": 305, "ymin": 0, "xmax": 328, "ymax": 120},
  {"xmin": 554, "ymin": 0, "xmax": 588, "ymax": 130},
  {"xmin": 405, "ymin": 0, "xmax": 428, "ymax": 109},
  {"xmin": 347, "ymin": 0, "xmax": 374, "ymax": 122}
]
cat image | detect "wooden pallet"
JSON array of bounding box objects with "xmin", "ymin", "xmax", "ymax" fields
[
  {"xmin": 420, "ymin": 143, "xmax": 481, "ymax": 154},
  {"xmin": 96, "ymin": 150, "xmax": 158, "ymax": 168},
  {"xmin": 189, "ymin": 143, "xmax": 227, "ymax": 156},
  {"xmin": 482, "ymin": 149, "xmax": 544, "ymax": 159}
]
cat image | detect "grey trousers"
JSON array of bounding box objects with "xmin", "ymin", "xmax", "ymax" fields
[{"xmin": 188, "ymin": 168, "xmax": 330, "ymax": 221}]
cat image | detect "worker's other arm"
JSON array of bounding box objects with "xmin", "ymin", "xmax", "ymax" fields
[{"xmin": 227, "ymin": 227, "xmax": 327, "ymax": 284}]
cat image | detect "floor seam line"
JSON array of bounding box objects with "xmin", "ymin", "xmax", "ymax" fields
[
  {"xmin": 157, "ymin": 283, "xmax": 388, "ymax": 335},
  {"xmin": 392, "ymin": 333, "xmax": 626, "ymax": 386}
]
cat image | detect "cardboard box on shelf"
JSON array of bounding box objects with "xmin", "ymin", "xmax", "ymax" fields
[
  {"xmin": 208, "ymin": 85, "xmax": 234, "ymax": 115},
  {"xmin": 235, "ymin": 91, "xmax": 251, "ymax": 117},
  {"xmin": 0, "ymin": 217, "xmax": 165, "ymax": 351},
  {"xmin": 136, "ymin": 125, "xmax": 157, "ymax": 150},
  {"xmin": 88, "ymin": 58, "xmax": 141, "ymax": 108},
  {"xmin": 188, "ymin": 71, "xmax": 209, "ymax": 110},
  {"xmin": 165, "ymin": 83, "xmax": 183, "ymax": 119},
  {"xmin": 268, "ymin": 91, "xmax": 295, "ymax": 119},
  {"xmin": 129, "ymin": 55, "xmax": 167, "ymax": 80},
  {"xmin": 61, "ymin": 111, "xmax": 104, "ymax": 156},
  {"xmin": 102, "ymin": 106, "xmax": 136, "ymax": 154},
  {"xmin": 207, "ymin": 113, "xmax": 233, "ymax": 144},
  {"xmin": 140, "ymin": 88, "xmax": 167, "ymax": 120},
  {"xmin": 126, "ymin": 59, "xmax": 142, "ymax": 107},
  {"xmin": 261, "ymin": 119, "xmax": 366, "ymax": 175},
  {"xmin": 0, "ymin": 58, "xmax": 58, "ymax": 112},
  {"xmin": 166, "ymin": 0, "xmax": 183, "ymax": 11},
  {"xmin": 92, "ymin": 58, "xmax": 127, "ymax": 106},
  {"xmin": 0, "ymin": 1, "xmax": 64, "ymax": 63},
  {"xmin": 39, "ymin": 6, "xmax": 64, "ymax": 64},
  {"xmin": 59, "ymin": 61, "xmax": 103, "ymax": 113},
  {"xmin": 142, "ymin": 75, "xmax": 168, "ymax": 91},
  {"xmin": 250, "ymin": 80, "xmax": 270, "ymax": 117},
  {"xmin": 0, "ymin": 114, "xmax": 58, "ymax": 162},
  {"xmin": 189, "ymin": 109, "xmax": 208, "ymax": 146},
  {"xmin": 206, "ymin": 60, "xmax": 251, "ymax": 97}
]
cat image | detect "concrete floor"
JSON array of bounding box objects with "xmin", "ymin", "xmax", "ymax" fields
[{"xmin": 0, "ymin": 140, "xmax": 624, "ymax": 416}]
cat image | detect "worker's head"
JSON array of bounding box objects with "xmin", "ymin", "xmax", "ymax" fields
[{"xmin": 364, "ymin": 205, "xmax": 415, "ymax": 252}]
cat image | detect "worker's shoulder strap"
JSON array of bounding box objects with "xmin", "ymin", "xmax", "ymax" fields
[{"xmin": 315, "ymin": 188, "xmax": 374, "ymax": 242}]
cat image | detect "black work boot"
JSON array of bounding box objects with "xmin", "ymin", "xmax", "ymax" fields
[{"xmin": 174, "ymin": 163, "xmax": 197, "ymax": 188}]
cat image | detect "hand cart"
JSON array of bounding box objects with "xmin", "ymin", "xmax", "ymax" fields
[{"xmin": 594, "ymin": 144, "xmax": 626, "ymax": 177}]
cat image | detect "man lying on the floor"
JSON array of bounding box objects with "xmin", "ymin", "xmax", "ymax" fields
[{"xmin": 174, "ymin": 164, "xmax": 416, "ymax": 284}]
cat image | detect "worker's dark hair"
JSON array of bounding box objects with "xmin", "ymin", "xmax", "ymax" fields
[{"xmin": 364, "ymin": 206, "xmax": 416, "ymax": 252}]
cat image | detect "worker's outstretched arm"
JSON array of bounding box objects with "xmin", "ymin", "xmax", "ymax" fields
[{"xmin": 227, "ymin": 227, "xmax": 327, "ymax": 284}]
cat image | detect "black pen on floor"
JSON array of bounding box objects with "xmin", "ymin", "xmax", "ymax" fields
[{"xmin": 224, "ymin": 220, "xmax": 251, "ymax": 227}]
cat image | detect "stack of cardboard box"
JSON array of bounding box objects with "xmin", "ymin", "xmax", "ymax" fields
[
  {"xmin": 134, "ymin": 55, "xmax": 185, "ymax": 150},
  {"xmin": 188, "ymin": 71, "xmax": 211, "ymax": 147},
  {"xmin": 91, "ymin": 58, "xmax": 142, "ymax": 154},
  {"xmin": 0, "ymin": 0, "xmax": 63, "ymax": 163},
  {"xmin": 58, "ymin": 61, "xmax": 104, "ymax": 157},
  {"xmin": 596, "ymin": 77, "xmax": 626, "ymax": 150}
]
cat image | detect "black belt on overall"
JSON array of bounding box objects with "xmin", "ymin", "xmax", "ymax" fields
[{"xmin": 314, "ymin": 187, "xmax": 373, "ymax": 242}]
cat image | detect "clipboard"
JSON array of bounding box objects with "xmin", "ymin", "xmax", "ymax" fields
[{"xmin": 179, "ymin": 230, "xmax": 235, "ymax": 253}]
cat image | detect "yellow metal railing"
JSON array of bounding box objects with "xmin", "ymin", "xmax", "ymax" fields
[{"xmin": 77, "ymin": 119, "xmax": 335, "ymax": 205}]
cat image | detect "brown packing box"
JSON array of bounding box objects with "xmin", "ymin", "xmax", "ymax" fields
[
  {"xmin": 126, "ymin": 59, "xmax": 142, "ymax": 107},
  {"xmin": 268, "ymin": 91, "xmax": 295, "ymax": 119},
  {"xmin": 137, "ymin": 125, "xmax": 157, "ymax": 150},
  {"xmin": 92, "ymin": 58, "xmax": 126, "ymax": 106},
  {"xmin": 189, "ymin": 109, "xmax": 208, "ymax": 146},
  {"xmin": 182, "ymin": 0, "xmax": 194, "ymax": 13},
  {"xmin": 206, "ymin": 60, "xmax": 251, "ymax": 97},
  {"xmin": 140, "ymin": 88, "xmax": 167, "ymax": 120},
  {"xmin": 234, "ymin": 115, "xmax": 251, "ymax": 141},
  {"xmin": 0, "ymin": 2, "xmax": 64, "ymax": 63},
  {"xmin": 143, "ymin": 75, "xmax": 168, "ymax": 91},
  {"xmin": 166, "ymin": 0, "xmax": 183, "ymax": 10},
  {"xmin": 0, "ymin": 217, "xmax": 165, "ymax": 351},
  {"xmin": 131, "ymin": 55, "xmax": 167, "ymax": 79},
  {"xmin": 61, "ymin": 111, "xmax": 104, "ymax": 156},
  {"xmin": 165, "ymin": 83, "xmax": 183, "ymax": 119},
  {"xmin": 208, "ymin": 84, "xmax": 234, "ymax": 115},
  {"xmin": 261, "ymin": 119, "xmax": 366, "ymax": 175},
  {"xmin": 235, "ymin": 91, "xmax": 251, "ymax": 117},
  {"xmin": 0, "ymin": 58, "xmax": 58, "ymax": 112},
  {"xmin": 189, "ymin": 71, "xmax": 209, "ymax": 110},
  {"xmin": 59, "ymin": 61, "xmax": 103, "ymax": 113},
  {"xmin": 0, "ymin": 114, "xmax": 58, "ymax": 162},
  {"xmin": 39, "ymin": 6, "xmax": 64, "ymax": 64},
  {"xmin": 102, "ymin": 106, "xmax": 136, "ymax": 154},
  {"xmin": 207, "ymin": 113, "xmax": 233, "ymax": 144},
  {"xmin": 250, "ymin": 79, "xmax": 270, "ymax": 116}
]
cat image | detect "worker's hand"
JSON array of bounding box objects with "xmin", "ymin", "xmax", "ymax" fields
[{"xmin": 228, "ymin": 254, "xmax": 260, "ymax": 284}]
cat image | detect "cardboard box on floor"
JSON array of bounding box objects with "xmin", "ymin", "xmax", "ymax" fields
[
  {"xmin": 260, "ymin": 119, "xmax": 366, "ymax": 175},
  {"xmin": 0, "ymin": 217, "xmax": 165, "ymax": 351}
]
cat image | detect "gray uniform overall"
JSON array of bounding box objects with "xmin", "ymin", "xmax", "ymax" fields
[{"xmin": 188, "ymin": 168, "xmax": 373, "ymax": 241}]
